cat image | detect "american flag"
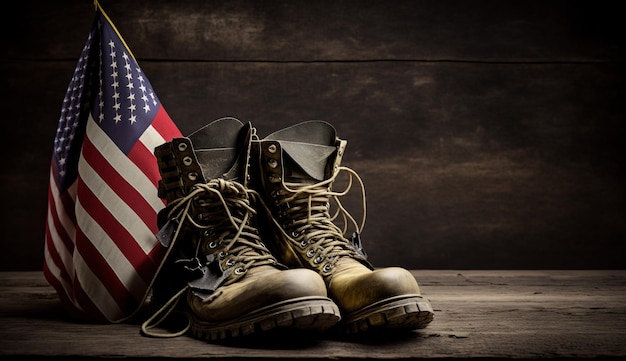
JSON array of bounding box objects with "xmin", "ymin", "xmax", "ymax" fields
[{"xmin": 43, "ymin": 5, "xmax": 182, "ymax": 323}]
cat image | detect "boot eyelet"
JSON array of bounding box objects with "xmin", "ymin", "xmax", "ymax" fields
[
  {"xmin": 177, "ymin": 142, "xmax": 187, "ymax": 151},
  {"xmin": 300, "ymin": 240, "xmax": 308, "ymax": 248},
  {"xmin": 234, "ymin": 267, "xmax": 246, "ymax": 275},
  {"xmin": 267, "ymin": 144, "xmax": 277, "ymax": 153},
  {"xmin": 182, "ymin": 156, "xmax": 193, "ymax": 166},
  {"xmin": 306, "ymin": 249, "xmax": 315, "ymax": 258},
  {"xmin": 226, "ymin": 259, "xmax": 235, "ymax": 266},
  {"xmin": 268, "ymin": 159, "xmax": 278, "ymax": 168},
  {"xmin": 291, "ymin": 231, "xmax": 300, "ymax": 238},
  {"xmin": 188, "ymin": 172, "xmax": 198, "ymax": 181},
  {"xmin": 314, "ymin": 256, "xmax": 324, "ymax": 264},
  {"xmin": 218, "ymin": 251, "xmax": 227, "ymax": 259},
  {"xmin": 322, "ymin": 263, "xmax": 333, "ymax": 272},
  {"xmin": 208, "ymin": 241, "xmax": 218, "ymax": 249}
]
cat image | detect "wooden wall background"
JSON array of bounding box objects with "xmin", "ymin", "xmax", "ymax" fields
[{"xmin": 2, "ymin": 0, "xmax": 624, "ymax": 271}]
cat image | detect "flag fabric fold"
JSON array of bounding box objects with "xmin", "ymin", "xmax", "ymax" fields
[{"xmin": 43, "ymin": 3, "xmax": 182, "ymax": 323}]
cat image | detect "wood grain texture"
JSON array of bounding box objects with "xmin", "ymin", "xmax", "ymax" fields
[
  {"xmin": 1, "ymin": 271, "xmax": 625, "ymax": 359},
  {"xmin": 2, "ymin": 0, "xmax": 625, "ymax": 271},
  {"xmin": 9, "ymin": 0, "xmax": 624, "ymax": 62}
]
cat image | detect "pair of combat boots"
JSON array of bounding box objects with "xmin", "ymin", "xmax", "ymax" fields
[{"xmin": 141, "ymin": 117, "xmax": 433, "ymax": 341}]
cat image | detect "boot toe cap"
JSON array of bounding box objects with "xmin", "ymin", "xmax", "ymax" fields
[
  {"xmin": 330, "ymin": 266, "xmax": 421, "ymax": 313},
  {"xmin": 190, "ymin": 267, "xmax": 329, "ymax": 322}
]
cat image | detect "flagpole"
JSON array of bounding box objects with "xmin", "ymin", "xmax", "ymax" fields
[{"xmin": 93, "ymin": 0, "xmax": 138, "ymax": 61}]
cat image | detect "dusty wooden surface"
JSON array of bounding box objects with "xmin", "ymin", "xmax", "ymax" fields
[{"xmin": 1, "ymin": 270, "xmax": 625, "ymax": 359}]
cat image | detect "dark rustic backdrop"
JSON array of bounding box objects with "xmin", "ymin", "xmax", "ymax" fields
[{"xmin": 2, "ymin": 0, "xmax": 624, "ymax": 271}]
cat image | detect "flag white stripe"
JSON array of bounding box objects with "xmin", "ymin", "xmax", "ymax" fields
[
  {"xmin": 49, "ymin": 169, "xmax": 78, "ymax": 249},
  {"xmin": 87, "ymin": 116, "xmax": 164, "ymax": 214},
  {"xmin": 72, "ymin": 248, "xmax": 125, "ymax": 321},
  {"xmin": 83, "ymin": 119, "xmax": 159, "ymax": 253},
  {"xmin": 44, "ymin": 212, "xmax": 75, "ymax": 305},
  {"xmin": 45, "ymin": 208, "xmax": 73, "ymax": 288},
  {"xmin": 74, "ymin": 191, "xmax": 139, "ymax": 281},
  {"xmin": 139, "ymin": 122, "xmax": 168, "ymax": 154},
  {"xmin": 47, "ymin": 170, "xmax": 76, "ymax": 282},
  {"xmin": 77, "ymin": 155, "xmax": 156, "ymax": 255},
  {"xmin": 42, "ymin": 247, "xmax": 86, "ymax": 316}
]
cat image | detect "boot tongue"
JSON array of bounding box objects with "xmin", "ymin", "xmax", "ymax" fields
[
  {"xmin": 194, "ymin": 148, "xmax": 240, "ymax": 180},
  {"xmin": 265, "ymin": 120, "xmax": 338, "ymax": 182},
  {"xmin": 188, "ymin": 117, "xmax": 245, "ymax": 149},
  {"xmin": 187, "ymin": 117, "xmax": 250, "ymax": 182},
  {"xmin": 279, "ymin": 141, "xmax": 336, "ymax": 182}
]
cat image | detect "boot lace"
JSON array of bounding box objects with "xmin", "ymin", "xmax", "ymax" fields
[
  {"xmin": 141, "ymin": 178, "xmax": 276, "ymax": 337},
  {"xmin": 266, "ymin": 166, "xmax": 367, "ymax": 274}
]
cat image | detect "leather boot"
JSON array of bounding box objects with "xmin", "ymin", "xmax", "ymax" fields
[
  {"xmin": 143, "ymin": 117, "xmax": 340, "ymax": 341},
  {"xmin": 250, "ymin": 120, "xmax": 434, "ymax": 334}
]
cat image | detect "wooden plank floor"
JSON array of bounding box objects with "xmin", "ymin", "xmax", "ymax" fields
[{"xmin": 1, "ymin": 270, "xmax": 625, "ymax": 359}]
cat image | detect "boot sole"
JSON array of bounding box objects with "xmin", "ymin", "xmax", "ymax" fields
[
  {"xmin": 339, "ymin": 295, "xmax": 434, "ymax": 334},
  {"xmin": 188, "ymin": 296, "xmax": 341, "ymax": 341}
]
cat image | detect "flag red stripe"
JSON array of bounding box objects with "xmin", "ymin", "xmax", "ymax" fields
[
  {"xmin": 44, "ymin": 170, "xmax": 75, "ymax": 289},
  {"xmin": 75, "ymin": 174, "xmax": 158, "ymax": 284},
  {"xmin": 43, "ymin": 264, "xmax": 106, "ymax": 322},
  {"xmin": 43, "ymin": 257, "xmax": 109, "ymax": 323},
  {"xmin": 82, "ymin": 136, "xmax": 158, "ymax": 235},
  {"xmin": 43, "ymin": 219, "xmax": 72, "ymax": 290},
  {"xmin": 147, "ymin": 240, "xmax": 166, "ymax": 261},
  {"xmin": 70, "ymin": 278, "xmax": 109, "ymax": 322},
  {"xmin": 152, "ymin": 107, "xmax": 183, "ymax": 140},
  {"xmin": 44, "ymin": 179, "xmax": 111, "ymax": 322},
  {"xmin": 58, "ymin": 191, "xmax": 78, "ymax": 252},
  {"xmin": 47, "ymin": 172, "xmax": 76, "ymax": 255},
  {"xmin": 74, "ymin": 182, "xmax": 142, "ymax": 315},
  {"xmin": 127, "ymin": 107, "xmax": 182, "ymax": 189},
  {"xmin": 128, "ymin": 139, "xmax": 161, "ymax": 190},
  {"xmin": 74, "ymin": 226, "xmax": 140, "ymax": 318}
]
